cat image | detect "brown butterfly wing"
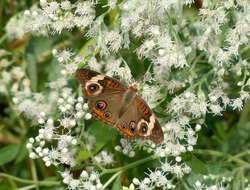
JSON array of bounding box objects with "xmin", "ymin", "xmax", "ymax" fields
[
  {"xmin": 76, "ymin": 68, "xmax": 127, "ymax": 126},
  {"xmin": 116, "ymin": 96, "xmax": 164, "ymax": 144},
  {"xmin": 76, "ymin": 68, "xmax": 164, "ymax": 144}
]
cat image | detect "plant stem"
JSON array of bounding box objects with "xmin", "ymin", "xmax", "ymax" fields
[
  {"xmin": 16, "ymin": 184, "xmax": 37, "ymax": 190},
  {"xmin": 88, "ymin": 150, "xmax": 107, "ymax": 172},
  {"xmin": 5, "ymin": 89, "xmax": 28, "ymax": 135},
  {"xmin": 101, "ymin": 155, "xmax": 157, "ymax": 176},
  {"xmin": 193, "ymin": 149, "xmax": 249, "ymax": 166},
  {"xmin": 188, "ymin": 69, "xmax": 214, "ymax": 91},
  {"xmin": 36, "ymin": 34, "xmax": 81, "ymax": 63},
  {"xmin": 101, "ymin": 170, "xmax": 122, "ymax": 190},
  {"xmin": 181, "ymin": 179, "xmax": 192, "ymax": 190},
  {"xmin": 0, "ymin": 33, "xmax": 7, "ymax": 44},
  {"xmin": 235, "ymin": 151, "xmax": 250, "ymax": 158},
  {"xmin": 30, "ymin": 159, "xmax": 39, "ymax": 190},
  {"xmin": 0, "ymin": 173, "xmax": 60, "ymax": 186},
  {"xmin": 166, "ymin": 11, "xmax": 181, "ymax": 46}
]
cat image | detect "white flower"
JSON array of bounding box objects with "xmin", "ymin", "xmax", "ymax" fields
[
  {"xmin": 29, "ymin": 152, "xmax": 37, "ymax": 159},
  {"xmin": 61, "ymin": 1, "xmax": 71, "ymax": 10},
  {"xmin": 26, "ymin": 143, "xmax": 32, "ymax": 149},
  {"xmin": 65, "ymin": 63, "xmax": 78, "ymax": 74},
  {"xmin": 85, "ymin": 113, "xmax": 92, "ymax": 120},
  {"xmin": 123, "ymin": 183, "xmax": 135, "ymax": 190},
  {"xmin": 231, "ymin": 98, "xmax": 243, "ymax": 110}
]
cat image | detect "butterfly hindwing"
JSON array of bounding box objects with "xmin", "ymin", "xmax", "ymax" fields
[{"xmin": 116, "ymin": 97, "xmax": 164, "ymax": 143}]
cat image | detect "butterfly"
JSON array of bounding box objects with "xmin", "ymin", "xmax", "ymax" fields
[{"xmin": 75, "ymin": 68, "xmax": 164, "ymax": 144}]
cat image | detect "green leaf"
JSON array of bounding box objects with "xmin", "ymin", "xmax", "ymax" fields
[
  {"xmin": 215, "ymin": 122, "xmax": 226, "ymax": 139},
  {"xmin": 79, "ymin": 38, "xmax": 95, "ymax": 56},
  {"xmin": 26, "ymin": 53, "xmax": 37, "ymax": 92},
  {"xmin": 15, "ymin": 142, "xmax": 28, "ymax": 164},
  {"xmin": 76, "ymin": 121, "xmax": 117, "ymax": 162},
  {"xmin": 186, "ymin": 154, "xmax": 208, "ymax": 175},
  {"xmin": 112, "ymin": 175, "xmax": 122, "ymax": 190},
  {"xmin": 47, "ymin": 58, "xmax": 64, "ymax": 81},
  {"xmin": 25, "ymin": 36, "xmax": 38, "ymax": 92},
  {"xmin": 233, "ymin": 170, "xmax": 245, "ymax": 190},
  {"xmin": 0, "ymin": 183, "xmax": 14, "ymax": 190},
  {"xmin": 0, "ymin": 144, "xmax": 21, "ymax": 165}
]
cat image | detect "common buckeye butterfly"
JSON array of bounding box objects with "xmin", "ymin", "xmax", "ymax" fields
[{"xmin": 75, "ymin": 68, "xmax": 164, "ymax": 144}]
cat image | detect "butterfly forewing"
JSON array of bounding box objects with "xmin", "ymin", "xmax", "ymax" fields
[{"xmin": 76, "ymin": 69, "xmax": 126, "ymax": 125}]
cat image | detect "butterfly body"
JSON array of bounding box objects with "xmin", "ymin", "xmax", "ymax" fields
[{"xmin": 75, "ymin": 68, "xmax": 164, "ymax": 144}]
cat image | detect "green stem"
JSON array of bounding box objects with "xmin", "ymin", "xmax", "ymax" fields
[
  {"xmin": 193, "ymin": 149, "xmax": 249, "ymax": 166},
  {"xmin": 78, "ymin": 138, "xmax": 106, "ymax": 172},
  {"xmin": 101, "ymin": 170, "xmax": 122, "ymax": 190},
  {"xmin": 188, "ymin": 69, "xmax": 214, "ymax": 91},
  {"xmin": 0, "ymin": 33, "xmax": 7, "ymax": 45},
  {"xmin": 1, "ymin": 166, "xmax": 17, "ymax": 188},
  {"xmin": 0, "ymin": 173, "xmax": 60, "ymax": 186},
  {"xmin": 101, "ymin": 155, "xmax": 157, "ymax": 176},
  {"xmin": 36, "ymin": 34, "xmax": 81, "ymax": 63},
  {"xmin": 71, "ymin": 163, "xmax": 98, "ymax": 171},
  {"xmin": 77, "ymin": 121, "xmax": 106, "ymax": 172},
  {"xmin": 166, "ymin": 11, "xmax": 181, "ymax": 46},
  {"xmin": 15, "ymin": 184, "xmax": 37, "ymax": 190},
  {"xmin": 5, "ymin": 89, "xmax": 27, "ymax": 135},
  {"xmin": 88, "ymin": 150, "xmax": 107, "ymax": 172},
  {"xmin": 181, "ymin": 180, "xmax": 192, "ymax": 190},
  {"xmin": 30, "ymin": 159, "xmax": 39, "ymax": 190},
  {"xmin": 235, "ymin": 151, "xmax": 250, "ymax": 158}
]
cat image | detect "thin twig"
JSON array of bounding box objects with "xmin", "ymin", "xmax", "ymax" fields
[
  {"xmin": 193, "ymin": 149, "xmax": 249, "ymax": 166},
  {"xmin": 0, "ymin": 172, "xmax": 60, "ymax": 186}
]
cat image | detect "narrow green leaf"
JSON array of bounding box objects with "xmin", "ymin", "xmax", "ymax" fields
[
  {"xmin": 15, "ymin": 142, "xmax": 28, "ymax": 164},
  {"xmin": 112, "ymin": 175, "xmax": 122, "ymax": 190},
  {"xmin": 0, "ymin": 144, "xmax": 21, "ymax": 165},
  {"xmin": 186, "ymin": 154, "xmax": 208, "ymax": 175},
  {"xmin": 233, "ymin": 170, "xmax": 244, "ymax": 190},
  {"xmin": 26, "ymin": 53, "xmax": 37, "ymax": 92},
  {"xmin": 25, "ymin": 36, "xmax": 39, "ymax": 92},
  {"xmin": 79, "ymin": 38, "xmax": 95, "ymax": 56}
]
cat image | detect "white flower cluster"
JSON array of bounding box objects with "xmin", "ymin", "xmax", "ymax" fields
[
  {"xmin": 0, "ymin": 62, "xmax": 30, "ymax": 96},
  {"xmin": 94, "ymin": 150, "xmax": 115, "ymax": 167},
  {"xmin": 57, "ymin": 89, "xmax": 92, "ymax": 122},
  {"xmin": 0, "ymin": 51, "xmax": 57, "ymax": 120},
  {"xmin": 25, "ymin": 90, "xmax": 98, "ymax": 189},
  {"xmin": 61, "ymin": 170, "xmax": 102, "ymax": 190},
  {"xmin": 6, "ymin": 0, "xmax": 95, "ymax": 38},
  {"xmin": 104, "ymin": 57, "xmax": 133, "ymax": 84},
  {"xmin": 194, "ymin": 180, "xmax": 228, "ymax": 190},
  {"xmin": 27, "ymin": 116, "xmax": 78, "ymax": 167},
  {"xmin": 115, "ymin": 138, "xmax": 136, "ymax": 158},
  {"xmin": 132, "ymin": 172, "xmax": 175, "ymax": 190},
  {"xmin": 52, "ymin": 49, "xmax": 85, "ymax": 75}
]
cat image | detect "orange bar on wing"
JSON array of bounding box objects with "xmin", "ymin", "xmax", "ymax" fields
[
  {"xmin": 143, "ymin": 108, "xmax": 149, "ymax": 115},
  {"xmin": 93, "ymin": 108, "xmax": 115, "ymax": 124},
  {"xmin": 139, "ymin": 103, "xmax": 144, "ymax": 109},
  {"xmin": 106, "ymin": 80, "xmax": 112, "ymax": 87},
  {"xmin": 113, "ymin": 83, "xmax": 119, "ymax": 88},
  {"xmin": 116, "ymin": 124, "xmax": 134, "ymax": 136}
]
